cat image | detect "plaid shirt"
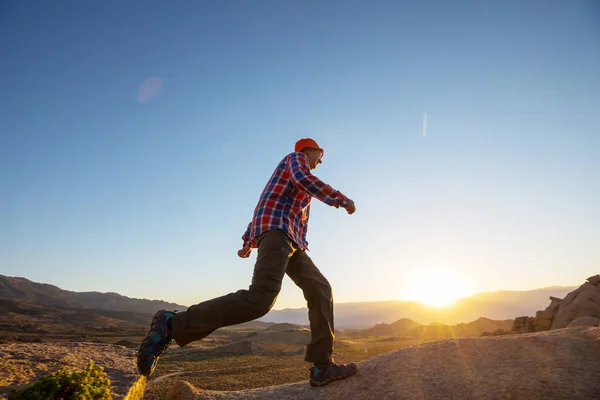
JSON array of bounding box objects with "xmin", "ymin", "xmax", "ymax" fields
[{"xmin": 242, "ymin": 151, "xmax": 350, "ymax": 251}]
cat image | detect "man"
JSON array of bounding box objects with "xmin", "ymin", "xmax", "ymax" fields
[{"xmin": 136, "ymin": 138, "xmax": 358, "ymax": 387}]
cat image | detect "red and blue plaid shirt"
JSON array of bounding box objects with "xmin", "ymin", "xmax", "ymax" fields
[{"xmin": 242, "ymin": 151, "xmax": 350, "ymax": 251}]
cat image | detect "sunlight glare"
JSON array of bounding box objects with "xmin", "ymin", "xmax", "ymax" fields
[{"xmin": 405, "ymin": 267, "xmax": 471, "ymax": 308}]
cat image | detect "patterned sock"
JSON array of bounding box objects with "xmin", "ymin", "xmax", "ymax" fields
[{"xmin": 166, "ymin": 312, "xmax": 174, "ymax": 332}]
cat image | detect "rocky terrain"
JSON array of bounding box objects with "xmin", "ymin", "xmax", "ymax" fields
[
  {"xmin": 512, "ymin": 275, "xmax": 600, "ymax": 333},
  {"xmin": 0, "ymin": 341, "xmax": 145, "ymax": 399},
  {"xmin": 166, "ymin": 326, "xmax": 600, "ymax": 400},
  {"xmin": 0, "ymin": 298, "xmax": 150, "ymax": 345},
  {"xmin": 3, "ymin": 274, "xmax": 599, "ymax": 399}
]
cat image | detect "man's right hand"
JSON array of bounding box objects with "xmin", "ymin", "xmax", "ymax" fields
[
  {"xmin": 237, "ymin": 243, "xmax": 252, "ymax": 258},
  {"xmin": 344, "ymin": 199, "xmax": 356, "ymax": 215}
]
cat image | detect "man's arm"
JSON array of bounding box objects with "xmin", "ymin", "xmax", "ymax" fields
[
  {"xmin": 242, "ymin": 222, "xmax": 251, "ymax": 244},
  {"xmin": 288, "ymin": 153, "xmax": 352, "ymax": 209}
]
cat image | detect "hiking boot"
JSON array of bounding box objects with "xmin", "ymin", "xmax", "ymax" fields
[
  {"xmin": 309, "ymin": 361, "xmax": 358, "ymax": 387},
  {"xmin": 136, "ymin": 310, "xmax": 176, "ymax": 376}
]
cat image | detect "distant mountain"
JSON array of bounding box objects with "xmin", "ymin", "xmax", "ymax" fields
[
  {"xmin": 409, "ymin": 317, "xmax": 513, "ymax": 340},
  {"xmin": 260, "ymin": 286, "xmax": 577, "ymax": 328},
  {"xmin": 0, "ymin": 275, "xmax": 187, "ymax": 315},
  {"xmin": 346, "ymin": 317, "xmax": 512, "ymax": 339},
  {"xmin": 0, "ymin": 274, "xmax": 579, "ymax": 330},
  {"xmin": 348, "ymin": 318, "xmax": 422, "ymax": 337},
  {"xmin": 452, "ymin": 317, "xmax": 513, "ymax": 337}
]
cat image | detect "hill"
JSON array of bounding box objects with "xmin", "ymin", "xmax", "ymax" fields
[
  {"xmin": 166, "ymin": 327, "xmax": 600, "ymax": 400},
  {"xmin": 0, "ymin": 275, "xmax": 186, "ymax": 315},
  {"xmin": 347, "ymin": 317, "xmax": 512, "ymax": 339},
  {"xmin": 0, "ymin": 298, "xmax": 152, "ymax": 344}
]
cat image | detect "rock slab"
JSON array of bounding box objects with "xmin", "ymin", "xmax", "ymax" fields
[{"xmin": 166, "ymin": 327, "xmax": 600, "ymax": 400}]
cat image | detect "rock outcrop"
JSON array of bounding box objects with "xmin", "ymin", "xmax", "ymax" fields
[
  {"xmin": 512, "ymin": 275, "xmax": 600, "ymax": 333},
  {"xmin": 568, "ymin": 316, "xmax": 600, "ymax": 328},
  {"xmin": 0, "ymin": 341, "xmax": 145, "ymax": 399},
  {"xmin": 165, "ymin": 327, "xmax": 600, "ymax": 400}
]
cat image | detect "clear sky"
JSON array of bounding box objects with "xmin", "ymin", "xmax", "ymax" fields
[{"xmin": 1, "ymin": 1, "xmax": 599, "ymax": 309}]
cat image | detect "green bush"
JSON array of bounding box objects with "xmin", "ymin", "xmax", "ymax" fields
[{"xmin": 8, "ymin": 360, "xmax": 112, "ymax": 400}]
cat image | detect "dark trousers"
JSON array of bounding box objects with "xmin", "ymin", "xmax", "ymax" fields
[{"xmin": 170, "ymin": 229, "xmax": 335, "ymax": 364}]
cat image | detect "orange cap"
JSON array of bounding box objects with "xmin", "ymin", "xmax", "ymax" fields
[{"xmin": 294, "ymin": 138, "xmax": 324, "ymax": 155}]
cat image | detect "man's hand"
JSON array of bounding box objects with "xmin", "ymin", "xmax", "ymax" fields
[
  {"xmin": 237, "ymin": 243, "xmax": 252, "ymax": 258},
  {"xmin": 344, "ymin": 199, "xmax": 356, "ymax": 215}
]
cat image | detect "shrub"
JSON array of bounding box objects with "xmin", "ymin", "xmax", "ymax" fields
[{"xmin": 8, "ymin": 360, "xmax": 112, "ymax": 400}]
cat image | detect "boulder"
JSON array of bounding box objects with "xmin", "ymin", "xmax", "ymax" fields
[
  {"xmin": 544, "ymin": 298, "xmax": 561, "ymax": 313},
  {"xmin": 514, "ymin": 277, "xmax": 600, "ymax": 332},
  {"xmin": 551, "ymin": 282, "xmax": 600, "ymax": 329},
  {"xmin": 568, "ymin": 316, "xmax": 600, "ymax": 328},
  {"xmin": 512, "ymin": 316, "xmax": 535, "ymax": 333},
  {"xmin": 587, "ymin": 274, "xmax": 600, "ymax": 285},
  {"xmin": 533, "ymin": 318, "xmax": 552, "ymax": 332}
]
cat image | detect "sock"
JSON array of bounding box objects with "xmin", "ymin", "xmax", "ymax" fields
[{"xmin": 166, "ymin": 312, "xmax": 174, "ymax": 332}]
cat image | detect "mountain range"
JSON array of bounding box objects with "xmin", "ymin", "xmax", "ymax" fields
[
  {"xmin": 0, "ymin": 275, "xmax": 186, "ymax": 315},
  {"xmin": 0, "ymin": 274, "xmax": 577, "ymax": 328},
  {"xmin": 259, "ymin": 286, "xmax": 577, "ymax": 328}
]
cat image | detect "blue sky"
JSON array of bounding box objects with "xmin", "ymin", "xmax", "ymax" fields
[{"xmin": 1, "ymin": 1, "xmax": 599, "ymax": 309}]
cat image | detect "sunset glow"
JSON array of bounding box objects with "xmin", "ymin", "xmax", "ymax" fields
[{"xmin": 406, "ymin": 268, "xmax": 472, "ymax": 308}]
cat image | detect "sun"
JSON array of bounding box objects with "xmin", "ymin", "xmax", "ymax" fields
[{"xmin": 405, "ymin": 267, "xmax": 471, "ymax": 308}]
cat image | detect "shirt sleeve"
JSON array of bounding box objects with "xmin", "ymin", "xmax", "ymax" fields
[
  {"xmin": 288, "ymin": 153, "xmax": 350, "ymax": 208},
  {"xmin": 241, "ymin": 222, "xmax": 252, "ymax": 246}
]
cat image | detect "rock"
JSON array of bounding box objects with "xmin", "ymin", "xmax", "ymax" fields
[
  {"xmin": 515, "ymin": 278, "xmax": 600, "ymax": 332},
  {"xmin": 512, "ymin": 316, "xmax": 535, "ymax": 333},
  {"xmin": 568, "ymin": 317, "xmax": 600, "ymax": 327},
  {"xmin": 587, "ymin": 275, "xmax": 600, "ymax": 285},
  {"xmin": 561, "ymin": 287, "xmax": 584, "ymax": 306},
  {"xmin": 535, "ymin": 310, "xmax": 553, "ymax": 320},
  {"xmin": 166, "ymin": 327, "xmax": 600, "ymax": 400},
  {"xmin": 0, "ymin": 341, "xmax": 145, "ymax": 399},
  {"xmin": 544, "ymin": 298, "xmax": 561, "ymax": 313},
  {"xmin": 167, "ymin": 380, "xmax": 202, "ymax": 400},
  {"xmin": 533, "ymin": 318, "xmax": 552, "ymax": 332},
  {"xmin": 551, "ymin": 282, "xmax": 600, "ymax": 329},
  {"xmin": 552, "ymin": 306, "xmax": 580, "ymax": 329}
]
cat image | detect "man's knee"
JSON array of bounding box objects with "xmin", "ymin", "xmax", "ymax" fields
[{"xmin": 245, "ymin": 286, "xmax": 279, "ymax": 318}]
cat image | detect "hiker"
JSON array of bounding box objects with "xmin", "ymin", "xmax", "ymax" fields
[{"xmin": 137, "ymin": 138, "xmax": 358, "ymax": 387}]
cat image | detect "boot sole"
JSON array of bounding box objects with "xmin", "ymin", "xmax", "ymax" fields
[{"xmin": 309, "ymin": 369, "xmax": 357, "ymax": 387}]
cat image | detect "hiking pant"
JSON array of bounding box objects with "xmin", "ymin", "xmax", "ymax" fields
[{"xmin": 170, "ymin": 229, "xmax": 335, "ymax": 364}]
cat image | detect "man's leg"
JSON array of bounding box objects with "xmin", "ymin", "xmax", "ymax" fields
[
  {"xmin": 286, "ymin": 250, "xmax": 334, "ymax": 363},
  {"xmin": 137, "ymin": 229, "xmax": 295, "ymax": 376},
  {"xmin": 286, "ymin": 250, "xmax": 358, "ymax": 386},
  {"xmin": 171, "ymin": 229, "xmax": 295, "ymax": 346}
]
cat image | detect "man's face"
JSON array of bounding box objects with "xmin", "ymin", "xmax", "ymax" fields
[{"xmin": 306, "ymin": 148, "xmax": 323, "ymax": 170}]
